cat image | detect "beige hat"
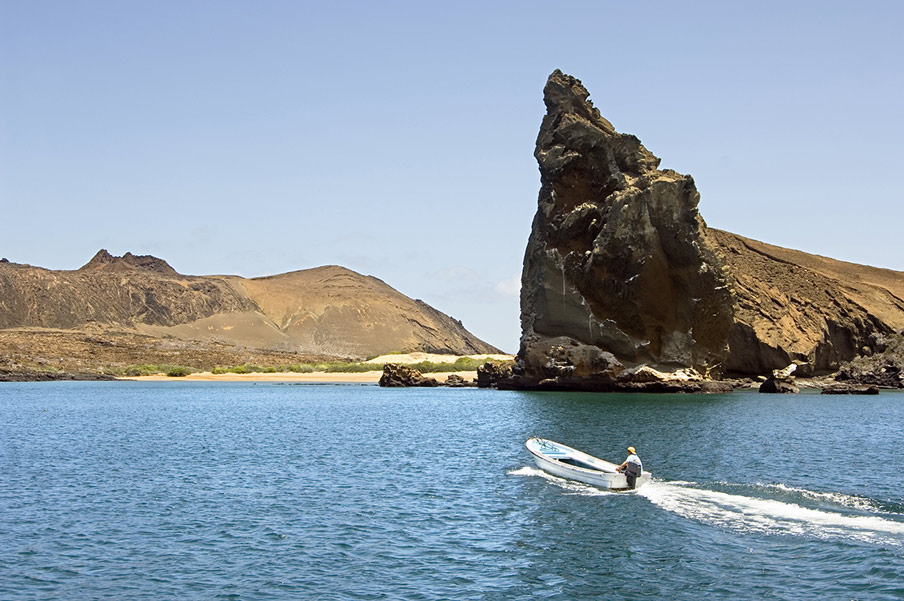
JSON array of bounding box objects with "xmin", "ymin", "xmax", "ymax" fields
[{"xmin": 627, "ymin": 446, "xmax": 636, "ymax": 454}]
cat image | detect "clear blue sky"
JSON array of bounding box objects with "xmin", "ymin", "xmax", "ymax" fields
[{"xmin": 2, "ymin": 1, "xmax": 902, "ymax": 353}]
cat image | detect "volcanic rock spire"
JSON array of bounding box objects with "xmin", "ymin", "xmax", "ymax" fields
[{"xmin": 513, "ymin": 70, "xmax": 735, "ymax": 388}]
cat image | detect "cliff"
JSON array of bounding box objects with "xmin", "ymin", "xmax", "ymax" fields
[{"xmin": 511, "ymin": 70, "xmax": 904, "ymax": 390}]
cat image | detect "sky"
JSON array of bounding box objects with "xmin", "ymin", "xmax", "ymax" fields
[{"xmin": 1, "ymin": 1, "xmax": 902, "ymax": 353}]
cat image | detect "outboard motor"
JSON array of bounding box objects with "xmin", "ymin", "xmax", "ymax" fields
[{"xmin": 624, "ymin": 462, "xmax": 641, "ymax": 489}]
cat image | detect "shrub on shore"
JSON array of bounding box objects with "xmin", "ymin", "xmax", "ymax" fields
[
  {"xmin": 119, "ymin": 356, "xmax": 513, "ymax": 377},
  {"xmin": 210, "ymin": 357, "xmax": 513, "ymax": 375},
  {"xmin": 120, "ymin": 364, "xmax": 195, "ymax": 377}
]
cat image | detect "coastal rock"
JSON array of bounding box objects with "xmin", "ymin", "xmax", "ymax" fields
[
  {"xmin": 499, "ymin": 349, "xmax": 733, "ymax": 393},
  {"xmin": 833, "ymin": 334, "xmax": 904, "ymax": 388},
  {"xmin": 758, "ymin": 378, "xmax": 799, "ymax": 394},
  {"xmin": 512, "ymin": 70, "xmax": 904, "ymax": 390},
  {"xmin": 758, "ymin": 365, "xmax": 800, "ymax": 394},
  {"xmin": 516, "ymin": 69, "xmax": 734, "ymax": 387},
  {"xmin": 378, "ymin": 363, "xmax": 439, "ymax": 387},
  {"xmin": 476, "ymin": 361, "xmax": 513, "ymax": 388},
  {"xmin": 820, "ymin": 384, "xmax": 880, "ymax": 395},
  {"xmin": 443, "ymin": 373, "xmax": 474, "ymax": 387},
  {"xmin": 836, "ymin": 362, "xmax": 903, "ymax": 389}
]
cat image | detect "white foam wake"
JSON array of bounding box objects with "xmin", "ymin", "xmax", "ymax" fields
[
  {"xmin": 509, "ymin": 466, "xmax": 615, "ymax": 497},
  {"xmin": 637, "ymin": 481, "xmax": 904, "ymax": 546},
  {"xmin": 755, "ymin": 482, "xmax": 879, "ymax": 512}
]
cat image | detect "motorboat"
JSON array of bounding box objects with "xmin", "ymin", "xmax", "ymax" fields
[{"xmin": 525, "ymin": 437, "xmax": 651, "ymax": 491}]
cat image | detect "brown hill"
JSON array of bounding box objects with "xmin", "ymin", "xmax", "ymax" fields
[
  {"xmin": 0, "ymin": 251, "xmax": 500, "ymax": 375},
  {"xmin": 510, "ymin": 70, "xmax": 904, "ymax": 390},
  {"xmin": 709, "ymin": 230, "xmax": 904, "ymax": 375},
  {"xmin": 0, "ymin": 252, "xmax": 254, "ymax": 330}
]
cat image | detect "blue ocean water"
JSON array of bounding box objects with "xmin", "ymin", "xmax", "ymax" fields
[{"xmin": 1, "ymin": 382, "xmax": 902, "ymax": 600}]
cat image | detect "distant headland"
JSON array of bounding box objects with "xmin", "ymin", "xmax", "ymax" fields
[{"xmin": 0, "ymin": 252, "xmax": 501, "ymax": 381}]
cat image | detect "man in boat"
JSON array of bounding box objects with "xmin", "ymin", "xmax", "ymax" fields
[{"xmin": 616, "ymin": 446, "xmax": 643, "ymax": 489}]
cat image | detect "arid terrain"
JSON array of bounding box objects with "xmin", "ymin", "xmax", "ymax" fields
[
  {"xmin": 0, "ymin": 252, "xmax": 500, "ymax": 380},
  {"xmin": 0, "ymin": 327, "xmax": 339, "ymax": 380}
]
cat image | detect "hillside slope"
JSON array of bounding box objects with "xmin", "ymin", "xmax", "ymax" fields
[
  {"xmin": 0, "ymin": 252, "xmax": 500, "ymax": 367},
  {"xmin": 709, "ymin": 230, "xmax": 904, "ymax": 375}
]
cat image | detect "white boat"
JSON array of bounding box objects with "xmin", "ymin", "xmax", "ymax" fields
[{"xmin": 525, "ymin": 437, "xmax": 651, "ymax": 491}]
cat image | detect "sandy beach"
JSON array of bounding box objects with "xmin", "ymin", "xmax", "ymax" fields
[
  {"xmin": 123, "ymin": 370, "xmax": 480, "ymax": 384},
  {"xmin": 120, "ymin": 352, "xmax": 513, "ymax": 383},
  {"xmin": 363, "ymin": 352, "xmax": 512, "ymax": 365}
]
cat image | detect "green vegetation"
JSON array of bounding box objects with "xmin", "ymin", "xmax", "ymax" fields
[
  {"xmin": 209, "ymin": 361, "xmax": 378, "ymax": 374},
  {"xmin": 405, "ymin": 356, "xmax": 500, "ymax": 373},
  {"xmin": 166, "ymin": 366, "xmax": 193, "ymax": 377},
  {"xmin": 114, "ymin": 356, "xmax": 513, "ymax": 377},
  {"xmin": 118, "ymin": 364, "xmax": 195, "ymax": 377},
  {"xmin": 207, "ymin": 356, "xmax": 513, "ymax": 375}
]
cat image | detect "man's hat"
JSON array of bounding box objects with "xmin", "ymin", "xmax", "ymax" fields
[{"xmin": 627, "ymin": 446, "xmax": 636, "ymax": 454}]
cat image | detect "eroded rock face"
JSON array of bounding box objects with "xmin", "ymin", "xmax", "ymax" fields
[
  {"xmin": 515, "ymin": 70, "xmax": 735, "ymax": 387},
  {"xmin": 710, "ymin": 231, "xmax": 902, "ymax": 376},
  {"xmin": 833, "ymin": 333, "xmax": 904, "ymax": 388},
  {"xmin": 512, "ymin": 70, "xmax": 904, "ymax": 389}
]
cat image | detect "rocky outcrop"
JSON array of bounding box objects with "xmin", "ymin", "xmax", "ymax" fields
[
  {"xmin": 512, "ymin": 70, "xmax": 734, "ymax": 389},
  {"xmin": 510, "ymin": 70, "xmax": 904, "ymax": 390},
  {"xmin": 378, "ymin": 363, "xmax": 439, "ymax": 387},
  {"xmin": 443, "ymin": 373, "xmax": 475, "ymax": 387},
  {"xmin": 758, "ymin": 364, "xmax": 800, "ymax": 394},
  {"xmin": 378, "ymin": 365, "xmax": 483, "ymax": 388},
  {"xmin": 758, "ymin": 377, "xmax": 799, "ymax": 394},
  {"xmin": 833, "ymin": 333, "xmax": 904, "ymax": 388},
  {"xmin": 821, "ymin": 384, "xmax": 880, "ymax": 395},
  {"xmin": 836, "ymin": 363, "xmax": 903, "ymax": 389},
  {"xmin": 80, "ymin": 249, "xmax": 179, "ymax": 275},
  {"xmin": 476, "ymin": 361, "xmax": 513, "ymax": 388}
]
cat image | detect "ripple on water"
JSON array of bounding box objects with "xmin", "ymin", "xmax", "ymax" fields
[{"xmin": 2, "ymin": 383, "xmax": 904, "ymax": 601}]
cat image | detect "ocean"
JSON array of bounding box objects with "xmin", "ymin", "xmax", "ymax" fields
[{"xmin": 1, "ymin": 382, "xmax": 902, "ymax": 600}]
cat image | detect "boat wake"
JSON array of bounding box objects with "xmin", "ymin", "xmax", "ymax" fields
[
  {"xmin": 513, "ymin": 465, "xmax": 903, "ymax": 546},
  {"xmin": 509, "ymin": 466, "xmax": 616, "ymax": 496},
  {"xmin": 637, "ymin": 480, "xmax": 904, "ymax": 547}
]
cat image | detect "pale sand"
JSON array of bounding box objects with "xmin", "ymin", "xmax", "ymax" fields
[
  {"xmin": 364, "ymin": 352, "xmax": 513, "ymax": 365},
  {"xmin": 120, "ymin": 352, "xmax": 513, "ymax": 383},
  {"xmin": 123, "ymin": 370, "xmax": 479, "ymax": 384}
]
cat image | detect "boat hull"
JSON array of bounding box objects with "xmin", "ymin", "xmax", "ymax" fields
[{"xmin": 526, "ymin": 437, "xmax": 651, "ymax": 491}]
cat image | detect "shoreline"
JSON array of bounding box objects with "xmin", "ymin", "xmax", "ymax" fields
[{"xmin": 120, "ymin": 370, "xmax": 479, "ymax": 384}]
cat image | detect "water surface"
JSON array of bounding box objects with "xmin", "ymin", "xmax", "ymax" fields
[{"xmin": 1, "ymin": 382, "xmax": 902, "ymax": 600}]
